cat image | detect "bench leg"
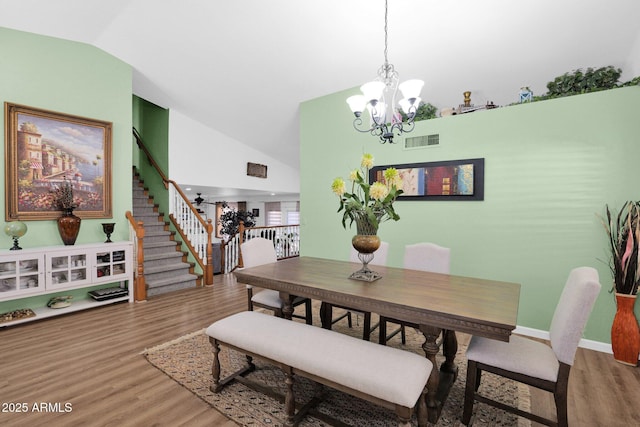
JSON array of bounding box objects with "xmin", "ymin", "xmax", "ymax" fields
[
  {"xmin": 394, "ymin": 405, "xmax": 412, "ymax": 427},
  {"xmin": 283, "ymin": 367, "xmax": 296, "ymax": 427},
  {"xmin": 209, "ymin": 338, "xmax": 256, "ymax": 393}
]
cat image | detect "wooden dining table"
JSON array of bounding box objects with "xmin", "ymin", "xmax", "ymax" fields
[{"xmin": 234, "ymin": 256, "xmax": 520, "ymax": 423}]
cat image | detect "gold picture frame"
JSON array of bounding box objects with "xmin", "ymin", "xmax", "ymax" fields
[{"xmin": 4, "ymin": 102, "xmax": 112, "ymax": 220}]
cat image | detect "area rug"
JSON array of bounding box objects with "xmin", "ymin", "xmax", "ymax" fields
[{"xmin": 143, "ymin": 310, "xmax": 530, "ymax": 427}]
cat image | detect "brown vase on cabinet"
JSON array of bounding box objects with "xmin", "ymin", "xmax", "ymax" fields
[{"xmin": 57, "ymin": 209, "xmax": 81, "ymax": 245}]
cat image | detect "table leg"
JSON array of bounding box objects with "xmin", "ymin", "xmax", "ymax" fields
[
  {"xmin": 280, "ymin": 292, "xmax": 293, "ymax": 320},
  {"xmin": 319, "ymin": 302, "xmax": 333, "ymax": 329},
  {"xmin": 441, "ymin": 329, "xmax": 458, "ymax": 380},
  {"xmin": 419, "ymin": 324, "xmax": 442, "ymax": 423}
]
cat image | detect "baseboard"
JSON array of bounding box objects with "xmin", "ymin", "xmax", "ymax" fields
[{"xmin": 514, "ymin": 325, "xmax": 614, "ymax": 355}]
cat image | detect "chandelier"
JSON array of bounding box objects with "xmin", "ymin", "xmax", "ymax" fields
[{"xmin": 346, "ymin": 0, "xmax": 424, "ymax": 144}]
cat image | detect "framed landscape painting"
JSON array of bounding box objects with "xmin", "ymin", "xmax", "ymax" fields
[
  {"xmin": 4, "ymin": 102, "xmax": 112, "ymax": 220},
  {"xmin": 370, "ymin": 158, "xmax": 484, "ymax": 201}
]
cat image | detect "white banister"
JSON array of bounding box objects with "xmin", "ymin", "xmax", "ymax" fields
[{"xmin": 223, "ymin": 224, "xmax": 300, "ymax": 274}]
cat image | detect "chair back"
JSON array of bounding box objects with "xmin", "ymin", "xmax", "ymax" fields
[
  {"xmin": 403, "ymin": 242, "xmax": 450, "ymax": 274},
  {"xmin": 241, "ymin": 237, "xmax": 277, "ymax": 268},
  {"xmin": 549, "ymin": 267, "xmax": 601, "ymax": 365},
  {"xmin": 349, "ymin": 241, "xmax": 390, "ymax": 266}
]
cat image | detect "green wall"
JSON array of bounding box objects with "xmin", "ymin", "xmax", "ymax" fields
[
  {"xmin": 132, "ymin": 95, "xmax": 170, "ymax": 215},
  {"xmin": 0, "ymin": 27, "xmax": 132, "ymax": 248},
  {"xmin": 300, "ymin": 85, "xmax": 640, "ymax": 344}
]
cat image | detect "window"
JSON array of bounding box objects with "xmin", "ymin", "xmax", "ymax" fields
[{"xmin": 265, "ymin": 202, "xmax": 281, "ymax": 226}]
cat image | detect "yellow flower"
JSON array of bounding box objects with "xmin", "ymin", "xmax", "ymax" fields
[
  {"xmin": 369, "ymin": 182, "xmax": 389, "ymax": 201},
  {"xmin": 361, "ymin": 153, "xmax": 374, "ymax": 169},
  {"xmin": 349, "ymin": 169, "xmax": 359, "ymax": 181},
  {"xmin": 383, "ymin": 168, "xmax": 402, "ymax": 189},
  {"xmin": 331, "ymin": 177, "xmax": 346, "ymax": 196}
]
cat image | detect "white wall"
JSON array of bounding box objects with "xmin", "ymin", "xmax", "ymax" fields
[
  {"xmin": 629, "ymin": 31, "xmax": 640, "ymax": 77},
  {"xmin": 168, "ymin": 109, "xmax": 300, "ymax": 194}
]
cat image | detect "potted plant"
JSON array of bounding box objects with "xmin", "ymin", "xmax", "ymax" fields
[
  {"xmin": 601, "ymin": 201, "xmax": 640, "ymax": 365},
  {"xmin": 331, "ymin": 153, "xmax": 403, "ymax": 280}
]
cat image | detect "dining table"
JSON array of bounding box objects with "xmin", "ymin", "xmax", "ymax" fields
[{"xmin": 234, "ymin": 256, "xmax": 520, "ymax": 423}]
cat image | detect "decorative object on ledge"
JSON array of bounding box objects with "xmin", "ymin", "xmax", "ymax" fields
[
  {"xmin": 4, "ymin": 220, "xmax": 27, "ymax": 250},
  {"xmin": 345, "ymin": 0, "xmax": 423, "ymax": 144},
  {"xmin": 55, "ymin": 178, "xmax": 81, "ymax": 245},
  {"xmin": 455, "ymin": 91, "xmax": 498, "ymax": 114},
  {"xmin": 247, "ymin": 162, "xmax": 267, "ymax": 178},
  {"xmin": 4, "ymin": 102, "xmax": 112, "ymax": 221},
  {"xmin": 600, "ymin": 201, "xmax": 640, "ymax": 365},
  {"xmin": 370, "ymin": 158, "xmax": 484, "ymax": 201},
  {"xmin": 331, "ymin": 154, "xmax": 403, "ymax": 281},
  {"xmin": 0, "ymin": 308, "xmax": 36, "ymax": 323},
  {"xmin": 47, "ymin": 295, "xmax": 73, "ymax": 309},
  {"xmin": 102, "ymin": 223, "xmax": 115, "ymax": 243},
  {"xmin": 519, "ymin": 86, "xmax": 533, "ymax": 102}
]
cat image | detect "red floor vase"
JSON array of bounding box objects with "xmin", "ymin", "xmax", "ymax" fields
[{"xmin": 611, "ymin": 293, "xmax": 640, "ymax": 366}]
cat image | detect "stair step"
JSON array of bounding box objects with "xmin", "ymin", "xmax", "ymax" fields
[{"xmin": 146, "ymin": 274, "xmax": 198, "ymax": 297}]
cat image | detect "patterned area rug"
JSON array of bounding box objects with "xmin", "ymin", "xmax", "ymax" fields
[{"xmin": 143, "ymin": 310, "xmax": 530, "ymax": 427}]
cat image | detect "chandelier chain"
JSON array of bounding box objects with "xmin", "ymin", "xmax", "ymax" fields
[{"xmin": 383, "ymin": 0, "xmax": 389, "ymax": 66}]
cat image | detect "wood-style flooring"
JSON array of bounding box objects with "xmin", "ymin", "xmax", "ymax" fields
[{"xmin": 0, "ymin": 274, "xmax": 638, "ymax": 427}]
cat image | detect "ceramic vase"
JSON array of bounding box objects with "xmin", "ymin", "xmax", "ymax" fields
[
  {"xmin": 611, "ymin": 293, "xmax": 640, "ymax": 366},
  {"xmin": 57, "ymin": 209, "xmax": 81, "ymax": 245}
]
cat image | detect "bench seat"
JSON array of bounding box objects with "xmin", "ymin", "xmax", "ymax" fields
[{"xmin": 206, "ymin": 311, "xmax": 432, "ymax": 426}]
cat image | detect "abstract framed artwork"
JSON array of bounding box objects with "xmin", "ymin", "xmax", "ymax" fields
[
  {"xmin": 370, "ymin": 158, "xmax": 484, "ymax": 201},
  {"xmin": 4, "ymin": 102, "xmax": 112, "ymax": 220}
]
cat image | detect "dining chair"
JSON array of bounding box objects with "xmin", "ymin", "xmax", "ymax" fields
[
  {"xmin": 241, "ymin": 237, "xmax": 313, "ymax": 324},
  {"xmin": 331, "ymin": 241, "xmax": 390, "ymax": 340},
  {"xmin": 462, "ymin": 266, "xmax": 601, "ymax": 427},
  {"xmin": 378, "ymin": 242, "xmax": 451, "ymax": 345}
]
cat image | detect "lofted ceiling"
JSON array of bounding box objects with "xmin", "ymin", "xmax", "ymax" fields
[{"xmin": 1, "ymin": 0, "xmax": 639, "ymax": 200}]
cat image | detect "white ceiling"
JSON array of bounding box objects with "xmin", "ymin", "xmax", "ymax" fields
[{"xmin": 2, "ymin": 0, "xmax": 639, "ymax": 199}]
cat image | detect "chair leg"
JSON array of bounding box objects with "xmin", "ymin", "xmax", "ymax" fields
[
  {"xmin": 304, "ymin": 299, "xmax": 313, "ymax": 325},
  {"xmin": 347, "ymin": 311, "xmax": 352, "ymax": 328},
  {"xmin": 247, "ymin": 289, "xmax": 254, "ymax": 311},
  {"xmin": 555, "ymin": 364, "xmax": 571, "ymax": 427},
  {"xmin": 400, "ymin": 324, "xmax": 406, "ymax": 344},
  {"xmin": 462, "ymin": 360, "xmax": 478, "ymax": 425}
]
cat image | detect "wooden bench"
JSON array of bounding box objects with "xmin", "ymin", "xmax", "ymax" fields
[{"xmin": 205, "ymin": 311, "xmax": 432, "ymax": 427}]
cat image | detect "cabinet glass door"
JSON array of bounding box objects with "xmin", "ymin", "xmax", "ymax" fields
[
  {"xmin": 49, "ymin": 252, "xmax": 89, "ymax": 289},
  {"xmin": 0, "ymin": 255, "xmax": 43, "ymax": 299}
]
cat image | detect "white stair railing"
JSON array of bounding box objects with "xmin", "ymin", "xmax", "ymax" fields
[{"xmin": 223, "ymin": 224, "xmax": 300, "ymax": 274}]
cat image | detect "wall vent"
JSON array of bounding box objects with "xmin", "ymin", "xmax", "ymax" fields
[{"xmin": 404, "ymin": 134, "xmax": 440, "ymax": 149}]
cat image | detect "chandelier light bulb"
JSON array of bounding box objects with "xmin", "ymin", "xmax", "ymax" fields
[
  {"xmin": 398, "ymin": 79, "xmax": 424, "ymax": 100},
  {"xmin": 346, "ymin": 95, "xmax": 367, "ymax": 115},
  {"xmin": 399, "ymin": 97, "xmax": 421, "ymax": 115},
  {"xmin": 360, "ymin": 81, "xmax": 386, "ymax": 104}
]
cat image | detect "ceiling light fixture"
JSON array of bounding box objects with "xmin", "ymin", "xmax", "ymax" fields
[{"xmin": 346, "ymin": 0, "xmax": 424, "ymax": 144}]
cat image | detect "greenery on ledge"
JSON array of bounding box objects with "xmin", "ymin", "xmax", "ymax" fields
[{"xmin": 532, "ymin": 66, "xmax": 639, "ymax": 102}]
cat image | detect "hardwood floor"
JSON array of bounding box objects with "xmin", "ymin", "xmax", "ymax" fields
[{"xmin": 0, "ymin": 274, "xmax": 638, "ymax": 427}]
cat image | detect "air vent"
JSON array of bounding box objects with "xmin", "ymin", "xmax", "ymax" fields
[{"xmin": 404, "ymin": 134, "xmax": 440, "ymax": 149}]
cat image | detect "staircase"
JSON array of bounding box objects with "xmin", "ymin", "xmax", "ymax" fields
[{"xmin": 132, "ymin": 173, "xmax": 200, "ymax": 297}]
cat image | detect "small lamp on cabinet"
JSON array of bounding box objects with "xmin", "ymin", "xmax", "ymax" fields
[{"xmin": 4, "ymin": 221, "xmax": 27, "ymax": 250}]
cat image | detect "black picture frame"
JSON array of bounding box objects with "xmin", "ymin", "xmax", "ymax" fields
[{"xmin": 369, "ymin": 158, "xmax": 484, "ymax": 201}]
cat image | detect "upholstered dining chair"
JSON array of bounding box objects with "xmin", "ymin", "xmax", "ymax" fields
[
  {"xmin": 378, "ymin": 242, "xmax": 451, "ymax": 345},
  {"xmin": 241, "ymin": 237, "xmax": 313, "ymax": 324},
  {"xmin": 331, "ymin": 241, "xmax": 390, "ymax": 340},
  {"xmin": 462, "ymin": 266, "xmax": 601, "ymax": 427}
]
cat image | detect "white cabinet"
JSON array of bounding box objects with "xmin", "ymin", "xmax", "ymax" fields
[{"xmin": 0, "ymin": 242, "xmax": 134, "ymax": 326}]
